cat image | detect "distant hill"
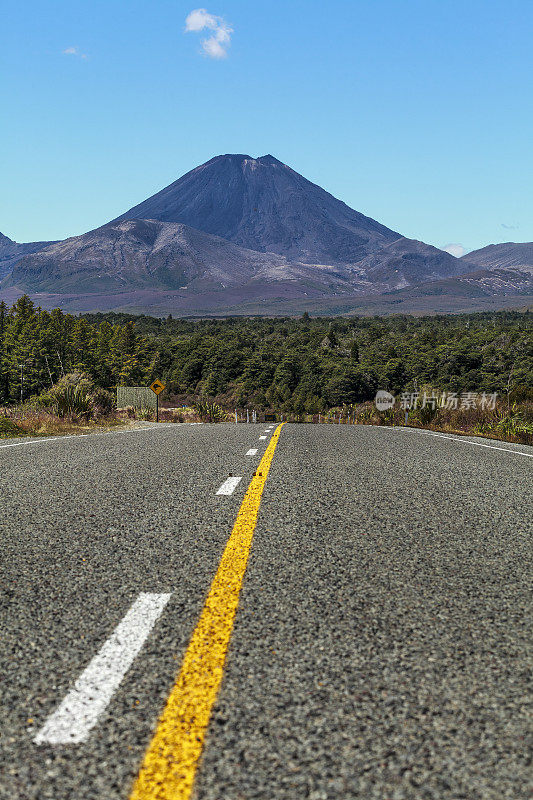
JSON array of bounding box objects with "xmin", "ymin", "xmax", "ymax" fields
[
  {"xmin": 8, "ymin": 224, "xmax": 470, "ymax": 299},
  {"xmin": 0, "ymin": 232, "xmax": 55, "ymax": 280},
  {"xmin": 112, "ymin": 153, "xmax": 401, "ymax": 265},
  {"xmin": 350, "ymin": 237, "xmax": 467, "ymax": 288},
  {"xmin": 462, "ymin": 242, "xmax": 533, "ymax": 271}
]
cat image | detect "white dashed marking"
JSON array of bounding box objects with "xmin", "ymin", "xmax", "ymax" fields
[
  {"xmin": 216, "ymin": 476, "xmax": 242, "ymax": 495},
  {"xmin": 246, "ymin": 448, "xmax": 258, "ymax": 456},
  {"xmin": 34, "ymin": 593, "xmax": 171, "ymax": 744}
]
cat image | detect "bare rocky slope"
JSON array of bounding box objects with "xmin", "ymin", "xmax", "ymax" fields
[
  {"xmin": 349, "ymin": 237, "xmax": 467, "ymax": 288},
  {"xmin": 8, "ymin": 224, "xmax": 467, "ymax": 298},
  {"xmin": 0, "ymin": 232, "xmax": 55, "ymax": 280},
  {"xmin": 461, "ymin": 242, "xmax": 533, "ymax": 271},
  {"xmin": 9, "ymin": 219, "xmax": 350, "ymax": 293}
]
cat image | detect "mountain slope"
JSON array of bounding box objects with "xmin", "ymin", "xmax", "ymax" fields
[
  {"xmin": 0, "ymin": 232, "xmax": 55, "ymax": 280},
  {"xmin": 8, "ymin": 218, "xmax": 348, "ymax": 293},
  {"xmin": 112, "ymin": 153, "xmax": 401, "ymax": 265},
  {"xmin": 351, "ymin": 237, "xmax": 468, "ymax": 288},
  {"xmin": 462, "ymin": 242, "xmax": 533, "ymax": 271},
  {"xmin": 7, "ymin": 223, "xmax": 468, "ymax": 298}
]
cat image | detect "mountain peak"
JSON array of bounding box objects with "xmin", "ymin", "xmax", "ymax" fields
[
  {"xmin": 257, "ymin": 154, "xmax": 283, "ymax": 165},
  {"xmin": 112, "ymin": 152, "xmax": 400, "ymax": 264},
  {"xmin": 211, "ymin": 153, "xmax": 252, "ymax": 162}
]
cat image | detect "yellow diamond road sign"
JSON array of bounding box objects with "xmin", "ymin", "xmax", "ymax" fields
[{"xmin": 150, "ymin": 379, "xmax": 165, "ymax": 396}]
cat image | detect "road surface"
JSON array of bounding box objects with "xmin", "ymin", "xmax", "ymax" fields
[{"xmin": 1, "ymin": 423, "xmax": 531, "ymax": 800}]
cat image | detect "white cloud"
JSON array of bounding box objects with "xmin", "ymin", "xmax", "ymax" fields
[
  {"xmin": 62, "ymin": 46, "xmax": 87, "ymax": 59},
  {"xmin": 501, "ymin": 223, "xmax": 519, "ymax": 230},
  {"xmin": 185, "ymin": 8, "xmax": 233, "ymax": 59},
  {"xmin": 185, "ymin": 8, "xmax": 217, "ymax": 32},
  {"xmin": 442, "ymin": 243, "xmax": 466, "ymax": 258}
]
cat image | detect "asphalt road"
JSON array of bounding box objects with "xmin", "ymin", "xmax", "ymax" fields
[{"xmin": 1, "ymin": 423, "xmax": 531, "ymax": 800}]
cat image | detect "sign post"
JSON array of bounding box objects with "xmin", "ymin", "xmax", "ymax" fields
[{"xmin": 149, "ymin": 379, "xmax": 166, "ymax": 422}]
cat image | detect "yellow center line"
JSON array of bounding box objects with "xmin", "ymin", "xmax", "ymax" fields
[{"xmin": 129, "ymin": 423, "xmax": 285, "ymax": 800}]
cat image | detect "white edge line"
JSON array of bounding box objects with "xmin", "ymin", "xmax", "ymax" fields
[
  {"xmin": 0, "ymin": 435, "xmax": 72, "ymax": 449},
  {"xmin": 0, "ymin": 427, "xmax": 156, "ymax": 450},
  {"xmin": 34, "ymin": 593, "xmax": 171, "ymax": 745},
  {"xmin": 381, "ymin": 425, "xmax": 533, "ymax": 458},
  {"xmin": 216, "ymin": 476, "xmax": 242, "ymax": 496}
]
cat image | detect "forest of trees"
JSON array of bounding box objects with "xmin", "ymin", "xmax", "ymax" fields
[{"xmin": 0, "ymin": 296, "xmax": 531, "ymax": 412}]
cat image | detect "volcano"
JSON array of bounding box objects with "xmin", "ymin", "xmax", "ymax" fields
[
  {"xmin": 112, "ymin": 153, "xmax": 401, "ymax": 266},
  {"xmin": 4, "ymin": 154, "xmax": 530, "ymax": 315}
]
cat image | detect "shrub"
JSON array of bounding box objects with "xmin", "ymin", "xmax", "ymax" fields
[
  {"xmin": 38, "ymin": 372, "xmax": 113, "ymax": 420},
  {"xmin": 137, "ymin": 408, "xmax": 155, "ymax": 421},
  {"xmin": 193, "ymin": 399, "xmax": 228, "ymax": 423},
  {"xmin": 415, "ymin": 404, "xmax": 440, "ymax": 426},
  {"xmin": 509, "ymin": 385, "xmax": 533, "ymax": 404},
  {"xmin": 0, "ymin": 415, "xmax": 24, "ymax": 437},
  {"xmin": 357, "ymin": 407, "xmax": 375, "ymax": 423},
  {"xmin": 377, "ymin": 409, "xmax": 396, "ymax": 426},
  {"xmin": 52, "ymin": 385, "xmax": 95, "ymax": 419}
]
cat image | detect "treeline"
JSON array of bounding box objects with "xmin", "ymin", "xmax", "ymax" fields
[
  {"xmin": 1, "ymin": 296, "xmax": 531, "ymax": 411},
  {"xmin": 0, "ymin": 296, "xmax": 154, "ymax": 403}
]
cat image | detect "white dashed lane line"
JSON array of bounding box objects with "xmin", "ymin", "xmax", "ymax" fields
[
  {"xmin": 34, "ymin": 593, "xmax": 171, "ymax": 745},
  {"xmin": 216, "ymin": 476, "xmax": 243, "ymax": 495},
  {"xmin": 259, "ymin": 436, "xmax": 267, "ymax": 440},
  {"xmin": 246, "ymin": 448, "xmax": 258, "ymax": 456}
]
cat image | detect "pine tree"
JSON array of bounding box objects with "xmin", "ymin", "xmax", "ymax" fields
[
  {"xmin": 4, "ymin": 296, "xmax": 41, "ymax": 401},
  {"xmin": 0, "ymin": 301, "xmax": 8, "ymax": 403}
]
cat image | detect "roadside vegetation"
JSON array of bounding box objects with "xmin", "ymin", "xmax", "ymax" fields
[
  {"xmin": 0, "ymin": 371, "xmax": 124, "ymax": 438},
  {"xmin": 285, "ymin": 399, "xmax": 533, "ymax": 447},
  {"xmin": 0, "ymin": 296, "xmax": 531, "ymax": 442},
  {"xmin": 0, "ymin": 405, "xmax": 126, "ymax": 439}
]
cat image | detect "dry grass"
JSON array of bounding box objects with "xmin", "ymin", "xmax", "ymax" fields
[
  {"xmin": 345, "ymin": 400, "xmax": 533, "ymax": 447},
  {"xmin": 116, "ymin": 406, "xmax": 203, "ymax": 423},
  {"xmin": 0, "ymin": 406, "xmax": 128, "ymax": 439},
  {"xmin": 160, "ymin": 407, "xmax": 202, "ymax": 423}
]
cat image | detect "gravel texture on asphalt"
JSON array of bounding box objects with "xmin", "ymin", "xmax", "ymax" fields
[
  {"xmin": 195, "ymin": 424, "xmax": 532, "ymax": 800},
  {"xmin": 1, "ymin": 423, "xmax": 531, "ymax": 799},
  {"xmin": 1, "ymin": 423, "xmax": 262, "ymax": 799}
]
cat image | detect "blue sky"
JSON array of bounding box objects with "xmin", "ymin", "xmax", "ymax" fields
[{"xmin": 2, "ymin": 0, "xmax": 532, "ymax": 253}]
